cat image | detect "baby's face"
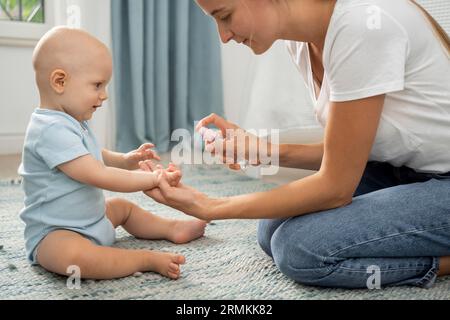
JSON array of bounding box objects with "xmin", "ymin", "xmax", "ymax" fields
[{"xmin": 62, "ymin": 48, "xmax": 113, "ymax": 122}]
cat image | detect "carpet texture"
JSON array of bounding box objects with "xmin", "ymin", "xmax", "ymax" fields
[{"xmin": 0, "ymin": 165, "xmax": 449, "ymax": 300}]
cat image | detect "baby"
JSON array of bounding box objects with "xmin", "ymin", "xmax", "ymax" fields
[{"xmin": 18, "ymin": 27, "xmax": 206, "ymax": 280}]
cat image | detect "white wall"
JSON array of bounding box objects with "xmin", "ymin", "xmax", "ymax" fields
[
  {"xmin": 0, "ymin": 45, "xmax": 38, "ymax": 154},
  {"xmin": 0, "ymin": 0, "xmax": 113, "ymax": 155}
]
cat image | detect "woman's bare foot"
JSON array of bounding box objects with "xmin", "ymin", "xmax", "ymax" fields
[
  {"xmin": 168, "ymin": 219, "xmax": 207, "ymax": 244},
  {"xmin": 146, "ymin": 251, "xmax": 186, "ymax": 279},
  {"xmin": 438, "ymin": 256, "xmax": 450, "ymax": 277}
]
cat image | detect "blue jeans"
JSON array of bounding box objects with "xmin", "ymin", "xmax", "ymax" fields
[{"xmin": 258, "ymin": 162, "xmax": 450, "ymax": 289}]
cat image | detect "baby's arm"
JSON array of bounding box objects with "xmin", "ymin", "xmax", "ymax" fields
[
  {"xmin": 102, "ymin": 149, "xmax": 128, "ymax": 169},
  {"xmin": 102, "ymin": 143, "xmax": 161, "ymax": 170},
  {"xmin": 59, "ymin": 154, "xmax": 160, "ymax": 193}
]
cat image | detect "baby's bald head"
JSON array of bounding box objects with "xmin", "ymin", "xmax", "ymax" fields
[
  {"xmin": 33, "ymin": 27, "xmax": 111, "ymax": 92},
  {"xmin": 33, "ymin": 27, "xmax": 113, "ymax": 121}
]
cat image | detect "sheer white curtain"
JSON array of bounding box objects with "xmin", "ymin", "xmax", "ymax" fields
[
  {"xmin": 221, "ymin": 40, "xmax": 319, "ymax": 133},
  {"xmin": 416, "ymin": 0, "xmax": 450, "ymax": 33},
  {"xmin": 221, "ymin": 40, "xmax": 323, "ymax": 182}
]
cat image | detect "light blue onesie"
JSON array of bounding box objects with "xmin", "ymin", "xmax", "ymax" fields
[{"xmin": 18, "ymin": 108, "xmax": 116, "ymax": 265}]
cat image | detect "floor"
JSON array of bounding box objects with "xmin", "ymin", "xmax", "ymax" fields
[
  {"xmin": 0, "ymin": 154, "xmax": 21, "ymax": 179},
  {"xmin": 3, "ymin": 160, "xmax": 449, "ymax": 299}
]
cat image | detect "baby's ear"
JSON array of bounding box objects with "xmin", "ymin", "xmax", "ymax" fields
[{"xmin": 50, "ymin": 69, "xmax": 68, "ymax": 94}]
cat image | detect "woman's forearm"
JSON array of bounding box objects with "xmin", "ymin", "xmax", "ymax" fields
[
  {"xmin": 205, "ymin": 172, "xmax": 349, "ymax": 220},
  {"xmin": 278, "ymin": 143, "xmax": 324, "ymax": 171}
]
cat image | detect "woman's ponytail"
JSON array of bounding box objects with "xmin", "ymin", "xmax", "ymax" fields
[{"xmin": 409, "ymin": 0, "xmax": 450, "ymax": 57}]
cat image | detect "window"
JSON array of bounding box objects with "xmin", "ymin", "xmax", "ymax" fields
[
  {"xmin": 0, "ymin": 0, "xmax": 55, "ymax": 46},
  {"xmin": 0, "ymin": 0, "xmax": 45, "ymax": 23}
]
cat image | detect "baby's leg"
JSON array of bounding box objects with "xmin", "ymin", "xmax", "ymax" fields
[
  {"xmin": 36, "ymin": 230, "xmax": 185, "ymax": 280},
  {"xmin": 106, "ymin": 198, "xmax": 206, "ymax": 244}
]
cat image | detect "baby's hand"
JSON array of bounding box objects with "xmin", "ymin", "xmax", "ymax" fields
[
  {"xmin": 139, "ymin": 161, "xmax": 182, "ymax": 187},
  {"xmin": 163, "ymin": 168, "xmax": 183, "ymax": 187},
  {"xmin": 158, "ymin": 163, "xmax": 182, "ymax": 187},
  {"xmin": 124, "ymin": 143, "xmax": 161, "ymax": 170}
]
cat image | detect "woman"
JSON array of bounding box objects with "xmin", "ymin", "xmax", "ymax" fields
[{"xmin": 144, "ymin": 0, "xmax": 450, "ymax": 289}]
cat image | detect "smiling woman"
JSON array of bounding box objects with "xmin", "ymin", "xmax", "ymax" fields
[
  {"xmin": 197, "ymin": 0, "xmax": 285, "ymax": 55},
  {"xmin": 145, "ymin": 0, "xmax": 450, "ymax": 290}
]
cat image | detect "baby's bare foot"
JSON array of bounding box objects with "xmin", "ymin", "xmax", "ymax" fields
[
  {"xmin": 146, "ymin": 251, "xmax": 186, "ymax": 280},
  {"xmin": 169, "ymin": 219, "xmax": 207, "ymax": 244}
]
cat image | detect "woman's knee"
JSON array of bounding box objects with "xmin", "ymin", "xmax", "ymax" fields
[
  {"xmin": 270, "ymin": 222, "xmax": 342, "ymax": 285},
  {"xmin": 257, "ymin": 219, "xmax": 288, "ymax": 258},
  {"xmin": 257, "ymin": 220, "xmax": 272, "ymax": 257}
]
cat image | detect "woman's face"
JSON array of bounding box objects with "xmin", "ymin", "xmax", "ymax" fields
[{"xmin": 196, "ymin": 0, "xmax": 281, "ymax": 55}]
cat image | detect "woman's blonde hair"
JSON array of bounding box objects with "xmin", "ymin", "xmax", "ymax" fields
[{"xmin": 409, "ymin": 0, "xmax": 450, "ymax": 56}]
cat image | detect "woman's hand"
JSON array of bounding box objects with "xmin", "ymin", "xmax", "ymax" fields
[
  {"xmin": 139, "ymin": 160, "xmax": 211, "ymax": 220},
  {"xmin": 157, "ymin": 164, "xmax": 183, "ymax": 187},
  {"xmin": 196, "ymin": 114, "xmax": 268, "ymax": 170},
  {"xmin": 123, "ymin": 143, "xmax": 161, "ymax": 170},
  {"xmin": 137, "ymin": 160, "xmax": 182, "ymax": 187},
  {"xmin": 196, "ymin": 113, "xmax": 240, "ymax": 138}
]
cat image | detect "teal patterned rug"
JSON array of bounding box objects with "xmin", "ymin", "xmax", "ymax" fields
[{"xmin": 1, "ymin": 165, "xmax": 449, "ymax": 300}]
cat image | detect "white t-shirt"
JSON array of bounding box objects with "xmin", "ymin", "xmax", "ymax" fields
[{"xmin": 287, "ymin": 0, "xmax": 450, "ymax": 173}]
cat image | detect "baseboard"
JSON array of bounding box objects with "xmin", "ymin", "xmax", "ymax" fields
[{"xmin": 0, "ymin": 134, "xmax": 24, "ymax": 155}]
